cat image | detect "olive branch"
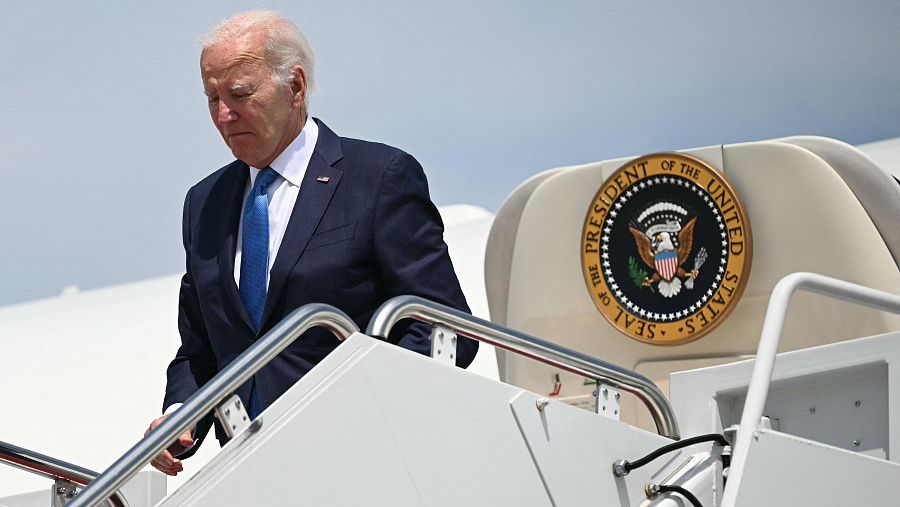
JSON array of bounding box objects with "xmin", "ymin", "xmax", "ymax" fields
[{"xmin": 628, "ymin": 256, "xmax": 654, "ymax": 293}]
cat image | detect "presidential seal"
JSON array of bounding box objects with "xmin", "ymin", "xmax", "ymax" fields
[{"xmin": 581, "ymin": 153, "xmax": 752, "ymax": 345}]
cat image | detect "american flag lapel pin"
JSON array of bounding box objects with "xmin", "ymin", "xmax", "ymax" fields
[{"xmin": 317, "ymin": 176, "xmax": 330, "ymax": 183}]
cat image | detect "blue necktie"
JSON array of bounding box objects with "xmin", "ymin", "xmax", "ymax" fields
[
  {"xmin": 240, "ymin": 167, "xmax": 279, "ymax": 330},
  {"xmin": 239, "ymin": 167, "xmax": 279, "ymax": 419}
]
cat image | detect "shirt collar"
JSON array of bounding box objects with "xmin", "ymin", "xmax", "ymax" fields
[{"xmin": 248, "ymin": 116, "xmax": 319, "ymax": 187}]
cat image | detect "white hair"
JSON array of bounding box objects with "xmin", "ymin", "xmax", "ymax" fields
[{"xmin": 201, "ymin": 11, "xmax": 316, "ymax": 105}]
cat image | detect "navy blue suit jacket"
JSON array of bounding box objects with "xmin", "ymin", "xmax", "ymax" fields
[{"xmin": 164, "ymin": 119, "xmax": 476, "ymax": 453}]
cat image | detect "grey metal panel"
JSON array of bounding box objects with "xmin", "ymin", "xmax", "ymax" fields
[
  {"xmin": 508, "ymin": 393, "xmax": 676, "ymax": 507},
  {"xmin": 732, "ymin": 429, "xmax": 900, "ymax": 506},
  {"xmin": 725, "ymin": 363, "xmax": 888, "ymax": 458},
  {"xmin": 670, "ymin": 332, "xmax": 900, "ymax": 461},
  {"xmin": 354, "ymin": 344, "xmax": 553, "ymax": 506}
]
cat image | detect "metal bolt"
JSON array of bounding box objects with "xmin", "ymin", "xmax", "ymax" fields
[
  {"xmin": 225, "ymin": 408, "xmax": 231, "ymax": 416},
  {"xmin": 809, "ymin": 407, "xmax": 816, "ymax": 414},
  {"xmin": 438, "ymin": 331, "xmax": 444, "ymax": 342},
  {"xmin": 612, "ymin": 459, "xmax": 629, "ymax": 477},
  {"xmin": 235, "ymin": 399, "xmax": 241, "ymax": 408},
  {"xmin": 602, "ymin": 388, "xmax": 608, "ymax": 396},
  {"xmin": 450, "ymin": 353, "xmax": 454, "ymax": 360},
  {"xmin": 615, "ymin": 392, "xmax": 621, "ymax": 401},
  {"xmin": 451, "ymin": 336, "xmax": 457, "ymax": 345},
  {"xmin": 853, "ymin": 439, "xmax": 861, "ymax": 447},
  {"xmin": 854, "ymin": 400, "xmax": 861, "ymax": 407},
  {"xmin": 536, "ymin": 398, "xmax": 550, "ymax": 412}
]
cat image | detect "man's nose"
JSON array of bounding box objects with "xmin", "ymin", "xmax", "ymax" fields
[{"xmin": 216, "ymin": 100, "xmax": 236, "ymax": 124}]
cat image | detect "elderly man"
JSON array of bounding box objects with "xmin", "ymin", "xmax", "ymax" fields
[{"xmin": 146, "ymin": 11, "xmax": 476, "ymax": 476}]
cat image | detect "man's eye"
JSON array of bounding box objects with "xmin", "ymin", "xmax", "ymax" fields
[
  {"xmin": 233, "ymin": 92, "xmax": 251, "ymax": 100},
  {"xmin": 207, "ymin": 96, "xmax": 219, "ymax": 104}
]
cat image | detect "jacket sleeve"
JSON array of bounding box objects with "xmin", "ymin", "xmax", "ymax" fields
[
  {"xmin": 372, "ymin": 151, "xmax": 478, "ymax": 367},
  {"xmin": 162, "ymin": 187, "xmax": 217, "ymax": 457}
]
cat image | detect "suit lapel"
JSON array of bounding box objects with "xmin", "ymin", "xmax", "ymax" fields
[
  {"xmin": 261, "ymin": 119, "xmax": 344, "ymax": 329},
  {"xmin": 215, "ymin": 163, "xmax": 255, "ymax": 332}
]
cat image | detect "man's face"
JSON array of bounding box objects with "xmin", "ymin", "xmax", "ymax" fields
[{"xmin": 200, "ymin": 32, "xmax": 305, "ymax": 169}]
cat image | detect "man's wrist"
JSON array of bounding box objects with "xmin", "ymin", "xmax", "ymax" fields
[
  {"xmin": 160, "ymin": 403, "xmax": 197, "ymax": 453},
  {"xmin": 163, "ymin": 403, "xmax": 183, "ymax": 416}
]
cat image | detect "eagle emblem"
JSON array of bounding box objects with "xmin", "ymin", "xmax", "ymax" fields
[
  {"xmin": 628, "ymin": 202, "xmax": 701, "ymax": 298},
  {"xmin": 581, "ymin": 152, "xmax": 752, "ymax": 345}
]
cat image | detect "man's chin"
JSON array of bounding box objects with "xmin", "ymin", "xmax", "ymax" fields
[{"xmin": 229, "ymin": 148, "xmax": 259, "ymax": 166}]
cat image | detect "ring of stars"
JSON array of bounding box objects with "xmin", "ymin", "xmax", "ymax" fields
[{"xmin": 600, "ymin": 174, "xmax": 729, "ymax": 323}]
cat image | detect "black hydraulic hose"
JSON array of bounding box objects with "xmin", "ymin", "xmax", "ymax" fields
[
  {"xmin": 618, "ymin": 433, "xmax": 729, "ymax": 475},
  {"xmin": 656, "ymin": 485, "xmax": 703, "ymax": 507}
]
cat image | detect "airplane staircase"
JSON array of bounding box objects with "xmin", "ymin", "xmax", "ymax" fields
[{"xmin": 40, "ymin": 274, "xmax": 900, "ymax": 505}]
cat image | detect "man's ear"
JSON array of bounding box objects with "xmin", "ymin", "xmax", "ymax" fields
[{"xmin": 290, "ymin": 65, "xmax": 307, "ymax": 108}]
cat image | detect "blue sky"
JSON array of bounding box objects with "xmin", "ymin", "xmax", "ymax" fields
[{"xmin": 2, "ymin": 0, "xmax": 899, "ymax": 306}]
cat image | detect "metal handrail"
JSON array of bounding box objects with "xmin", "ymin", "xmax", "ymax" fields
[
  {"xmin": 721, "ymin": 272, "xmax": 900, "ymax": 507},
  {"xmin": 366, "ymin": 295, "xmax": 680, "ymax": 439},
  {"xmin": 0, "ymin": 440, "xmax": 128, "ymax": 507},
  {"xmin": 69, "ymin": 304, "xmax": 359, "ymax": 507}
]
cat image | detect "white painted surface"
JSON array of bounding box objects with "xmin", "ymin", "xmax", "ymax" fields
[
  {"xmin": 730, "ymin": 429, "xmax": 900, "ymax": 506},
  {"xmin": 489, "ymin": 138, "xmax": 900, "ymax": 430},
  {"xmin": 164, "ymin": 334, "xmax": 675, "ymax": 506},
  {"xmin": 0, "ymin": 274, "xmax": 189, "ymax": 496},
  {"xmin": 859, "ymin": 137, "xmax": 900, "ymax": 177},
  {"xmin": 508, "ymin": 393, "xmax": 673, "ymax": 506},
  {"xmin": 163, "ymin": 334, "xmax": 553, "ymax": 506}
]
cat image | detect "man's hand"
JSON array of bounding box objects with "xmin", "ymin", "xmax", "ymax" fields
[{"xmin": 145, "ymin": 415, "xmax": 194, "ymax": 476}]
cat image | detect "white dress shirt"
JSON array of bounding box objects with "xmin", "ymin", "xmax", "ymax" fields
[
  {"xmin": 163, "ymin": 117, "xmax": 318, "ymax": 418},
  {"xmin": 234, "ymin": 117, "xmax": 319, "ymax": 288}
]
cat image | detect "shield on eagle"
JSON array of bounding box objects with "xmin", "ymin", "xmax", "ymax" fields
[{"xmin": 655, "ymin": 250, "xmax": 677, "ymax": 281}]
